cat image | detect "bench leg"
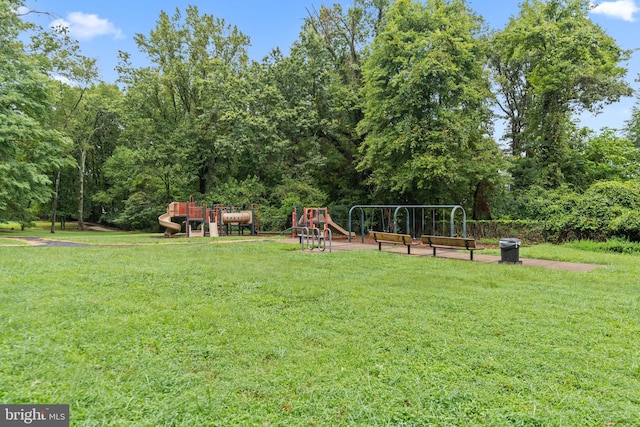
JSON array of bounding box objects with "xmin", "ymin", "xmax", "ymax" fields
[
  {"xmin": 432, "ymin": 247, "xmax": 436, "ymax": 257},
  {"xmin": 408, "ymin": 245, "xmax": 411, "ymax": 255},
  {"xmin": 470, "ymin": 250, "xmax": 474, "ymax": 261},
  {"xmin": 378, "ymin": 242, "xmax": 382, "ymax": 251}
]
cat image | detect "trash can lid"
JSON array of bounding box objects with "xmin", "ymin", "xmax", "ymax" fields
[{"xmin": 499, "ymin": 238, "xmax": 521, "ymax": 248}]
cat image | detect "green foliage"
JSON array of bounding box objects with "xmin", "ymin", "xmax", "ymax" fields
[
  {"xmin": 117, "ymin": 5, "xmax": 251, "ymax": 199},
  {"xmin": 466, "ymin": 219, "xmax": 547, "ymax": 242},
  {"xmin": 50, "ymin": 83, "xmax": 123, "ymax": 224},
  {"xmin": 95, "ymin": 146, "xmax": 177, "ymax": 226},
  {"xmin": 0, "ymin": 0, "xmax": 73, "ymax": 223},
  {"xmin": 206, "ymin": 176, "xmax": 266, "ymax": 207},
  {"xmin": 491, "ymin": 0, "xmax": 633, "ymax": 189},
  {"xmin": 261, "ymin": 180, "xmax": 329, "ymax": 231},
  {"xmin": 301, "ymin": 1, "xmax": 389, "ymax": 203},
  {"xmin": 626, "ymin": 93, "xmax": 640, "ymax": 148},
  {"xmin": 505, "ymin": 181, "xmax": 640, "ymax": 242},
  {"xmin": 2, "ymin": 0, "xmax": 638, "ymax": 233},
  {"xmin": 587, "ymin": 180, "xmax": 640, "ymax": 208},
  {"xmin": 571, "ymin": 128, "xmax": 640, "ymax": 187},
  {"xmin": 112, "ymin": 192, "xmax": 164, "ymax": 231},
  {"xmin": 272, "ymin": 180, "xmax": 329, "ymax": 210},
  {"xmin": 358, "ymin": 0, "xmax": 500, "ymax": 207}
]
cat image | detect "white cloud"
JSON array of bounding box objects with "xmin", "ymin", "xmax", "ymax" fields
[
  {"xmin": 50, "ymin": 11, "xmax": 124, "ymax": 41},
  {"xmin": 15, "ymin": 6, "xmax": 30, "ymax": 15},
  {"xmin": 591, "ymin": 0, "xmax": 640, "ymax": 22}
]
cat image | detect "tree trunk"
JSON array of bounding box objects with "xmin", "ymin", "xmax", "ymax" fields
[
  {"xmin": 473, "ymin": 179, "xmax": 493, "ymax": 220},
  {"xmin": 51, "ymin": 170, "xmax": 60, "ymax": 233},
  {"xmin": 77, "ymin": 149, "xmax": 86, "ymax": 231}
]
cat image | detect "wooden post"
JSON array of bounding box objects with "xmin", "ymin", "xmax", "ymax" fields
[{"xmin": 292, "ymin": 208, "xmax": 297, "ymax": 238}]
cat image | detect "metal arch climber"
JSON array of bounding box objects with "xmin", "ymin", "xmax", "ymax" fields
[{"xmin": 347, "ymin": 205, "xmax": 467, "ymax": 243}]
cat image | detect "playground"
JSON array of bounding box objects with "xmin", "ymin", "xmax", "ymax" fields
[
  {"xmin": 160, "ymin": 202, "xmax": 475, "ymax": 242},
  {"xmin": 153, "ymin": 202, "xmax": 601, "ymax": 271}
]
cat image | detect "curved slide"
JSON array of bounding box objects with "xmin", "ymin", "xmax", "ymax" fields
[{"xmin": 158, "ymin": 212, "xmax": 181, "ymax": 236}]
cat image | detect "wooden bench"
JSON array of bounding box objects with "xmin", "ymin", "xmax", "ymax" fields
[
  {"xmin": 421, "ymin": 235, "xmax": 482, "ymax": 260},
  {"xmin": 369, "ymin": 231, "xmax": 413, "ymax": 254}
]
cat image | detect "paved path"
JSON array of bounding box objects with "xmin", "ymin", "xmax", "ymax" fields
[{"xmin": 289, "ymin": 237, "xmax": 601, "ymax": 272}]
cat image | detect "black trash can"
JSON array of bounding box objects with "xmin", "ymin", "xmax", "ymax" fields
[{"xmin": 499, "ymin": 238, "xmax": 521, "ymax": 264}]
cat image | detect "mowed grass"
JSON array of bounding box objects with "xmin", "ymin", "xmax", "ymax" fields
[
  {"xmin": 1, "ymin": 222, "xmax": 263, "ymax": 245},
  {"xmin": 1, "ymin": 223, "xmax": 165, "ymax": 245},
  {"xmin": 0, "ymin": 234, "xmax": 639, "ymax": 426}
]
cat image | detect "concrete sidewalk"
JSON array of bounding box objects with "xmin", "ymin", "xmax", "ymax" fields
[{"xmin": 288, "ymin": 237, "xmax": 601, "ymax": 273}]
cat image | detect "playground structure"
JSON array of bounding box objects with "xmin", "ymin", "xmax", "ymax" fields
[
  {"xmin": 158, "ymin": 201, "xmax": 257, "ymax": 237},
  {"xmin": 292, "ymin": 207, "xmax": 355, "ymax": 252},
  {"xmin": 348, "ymin": 205, "xmax": 468, "ymax": 243},
  {"xmin": 159, "ymin": 202, "xmax": 468, "ymax": 249},
  {"xmin": 294, "ymin": 207, "xmax": 354, "ymax": 238}
]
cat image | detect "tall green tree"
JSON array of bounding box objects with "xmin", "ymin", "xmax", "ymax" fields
[
  {"xmin": 490, "ymin": 0, "xmax": 633, "ymax": 188},
  {"xmin": 62, "ymin": 83, "xmax": 122, "ymax": 228},
  {"xmin": 119, "ymin": 6, "xmax": 250, "ymax": 197},
  {"xmin": 29, "ymin": 25, "xmax": 120, "ymax": 230},
  {"xmin": 626, "ymin": 75, "xmax": 640, "ymax": 148},
  {"xmin": 554, "ymin": 127, "xmax": 640, "ymax": 191},
  {"xmin": 0, "ymin": 0, "xmax": 72, "ymax": 225},
  {"xmin": 115, "ymin": 61, "xmax": 189, "ymax": 204},
  {"xmin": 302, "ymin": 0, "xmax": 390, "ymax": 203},
  {"xmin": 357, "ymin": 0, "xmax": 500, "ymax": 213},
  {"xmin": 221, "ymin": 56, "xmax": 300, "ymax": 192}
]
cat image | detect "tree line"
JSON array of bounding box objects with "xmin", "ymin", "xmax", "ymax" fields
[{"xmin": 2, "ymin": 0, "xmax": 640, "ymax": 240}]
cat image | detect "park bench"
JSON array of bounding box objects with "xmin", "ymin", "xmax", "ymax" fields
[
  {"xmin": 369, "ymin": 231, "xmax": 413, "ymax": 254},
  {"xmin": 421, "ymin": 235, "xmax": 482, "ymax": 260}
]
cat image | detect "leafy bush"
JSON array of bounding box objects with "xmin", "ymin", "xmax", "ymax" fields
[
  {"xmin": 113, "ymin": 192, "xmax": 164, "ymax": 231},
  {"xmin": 608, "ymin": 208, "xmax": 640, "ymax": 241},
  {"xmin": 502, "ymin": 180, "xmax": 640, "ymax": 242},
  {"xmin": 465, "ymin": 219, "xmax": 546, "ymax": 242}
]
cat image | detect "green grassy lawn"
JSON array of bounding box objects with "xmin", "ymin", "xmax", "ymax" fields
[
  {"xmin": 1, "ymin": 222, "xmax": 265, "ymax": 245},
  {"xmin": 0, "ymin": 238, "xmax": 28, "ymax": 246},
  {"xmin": 0, "ymin": 232, "xmax": 639, "ymax": 425}
]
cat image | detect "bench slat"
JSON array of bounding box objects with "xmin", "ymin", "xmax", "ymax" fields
[
  {"xmin": 420, "ymin": 235, "xmax": 482, "ymax": 260},
  {"xmin": 421, "ymin": 235, "xmax": 477, "ymax": 249},
  {"xmin": 369, "ymin": 231, "xmax": 412, "ymax": 254}
]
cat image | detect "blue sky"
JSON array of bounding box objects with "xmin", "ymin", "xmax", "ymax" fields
[{"xmin": 20, "ymin": 0, "xmax": 640, "ymax": 133}]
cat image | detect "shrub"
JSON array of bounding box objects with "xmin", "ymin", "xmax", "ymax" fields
[
  {"xmin": 113, "ymin": 192, "xmax": 164, "ymax": 231},
  {"xmin": 542, "ymin": 181, "xmax": 640, "ymax": 242}
]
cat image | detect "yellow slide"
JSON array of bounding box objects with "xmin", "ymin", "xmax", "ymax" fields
[{"xmin": 158, "ymin": 212, "xmax": 181, "ymax": 236}]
